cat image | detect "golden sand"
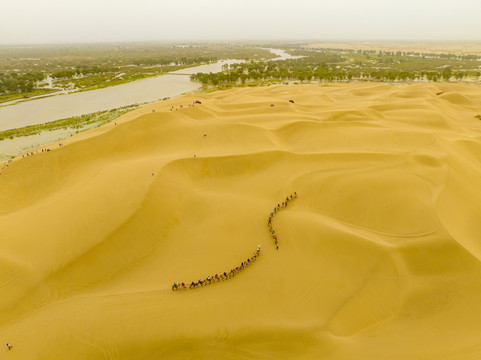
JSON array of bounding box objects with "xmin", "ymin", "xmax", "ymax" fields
[
  {"xmin": 1, "ymin": 83, "xmax": 481, "ymax": 359},
  {"xmin": 308, "ymin": 42, "xmax": 481, "ymax": 56}
]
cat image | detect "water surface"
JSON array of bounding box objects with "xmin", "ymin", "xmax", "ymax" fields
[{"xmin": 0, "ymin": 49, "xmax": 297, "ymax": 132}]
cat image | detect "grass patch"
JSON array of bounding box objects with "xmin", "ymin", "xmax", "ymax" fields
[
  {"xmin": 0, "ymin": 104, "xmax": 142, "ymax": 141},
  {"xmin": 196, "ymin": 79, "xmax": 285, "ymax": 93},
  {"xmin": 0, "ymin": 88, "xmax": 58, "ymax": 104}
]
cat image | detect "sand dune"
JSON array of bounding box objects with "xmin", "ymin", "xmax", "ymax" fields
[{"xmin": 1, "ymin": 83, "xmax": 481, "ymax": 359}]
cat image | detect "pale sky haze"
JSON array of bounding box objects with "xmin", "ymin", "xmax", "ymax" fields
[{"xmin": 0, "ymin": 0, "xmax": 480, "ymax": 45}]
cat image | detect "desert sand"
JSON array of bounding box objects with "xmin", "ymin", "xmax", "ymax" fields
[
  {"xmin": 308, "ymin": 41, "xmax": 481, "ymax": 56},
  {"xmin": 1, "ymin": 82, "xmax": 481, "ymax": 359}
]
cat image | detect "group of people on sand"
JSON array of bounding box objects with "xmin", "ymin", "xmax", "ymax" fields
[
  {"xmin": 0, "ymin": 147, "xmax": 53, "ymax": 175},
  {"xmin": 21, "ymin": 147, "xmax": 52, "ymax": 159},
  {"xmin": 0, "ymin": 159, "xmax": 12, "ymax": 174},
  {"xmin": 0, "ymin": 145, "xmax": 56, "ymax": 176},
  {"xmin": 268, "ymin": 192, "xmax": 298, "ymax": 249},
  {"xmin": 172, "ymin": 245, "xmax": 261, "ymax": 291},
  {"xmin": 170, "ymin": 100, "xmax": 202, "ymax": 111}
]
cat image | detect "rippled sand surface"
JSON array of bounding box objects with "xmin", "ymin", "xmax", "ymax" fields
[{"xmin": 1, "ymin": 83, "xmax": 481, "ymax": 359}]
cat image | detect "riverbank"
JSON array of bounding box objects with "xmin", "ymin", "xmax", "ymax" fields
[
  {"xmin": 0, "ymin": 103, "xmax": 148, "ymax": 161},
  {"xmin": 0, "ymin": 44, "xmax": 277, "ymax": 106},
  {"xmin": 0, "ymin": 49, "xmax": 296, "ymax": 132}
]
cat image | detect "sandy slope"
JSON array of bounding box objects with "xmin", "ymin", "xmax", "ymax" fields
[{"xmin": 1, "ymin": 83, "xmax": 481, "ymax": 359}]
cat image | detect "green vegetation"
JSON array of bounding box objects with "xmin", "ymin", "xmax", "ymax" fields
[
  {"xmin": 0, "ymin": 104, "xmax": 141, "ymax": 141},
  {"xmin": 195, "ymin": 79, "xmax": 292, "ymax": 93},
  {"xmin": 2, "ymin": 42, "xmax": 480, "ymax": 103},
  {"xmin": 0, "ymin": 71, "xmax": 45, "ymax": 92},
  {"xmin": 191, "ymin": 46, "xmax": 481, "ymax": 86},
  {"xmin": 0, "ymin": 43, "xmax": 275, "ymax": 103},
  {"xmin": 0, "ymin": 87, "xmax": 58, "ymax": 105}
]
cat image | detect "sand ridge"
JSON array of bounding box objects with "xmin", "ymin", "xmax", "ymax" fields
[{"xmin": 1, "ymin": 83, "xmax": 481, "ymax": 359}]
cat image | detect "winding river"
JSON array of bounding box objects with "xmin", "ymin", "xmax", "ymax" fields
[{"xmin": 0, "ymin": 49, "xmax": 299, "ymax": 132}]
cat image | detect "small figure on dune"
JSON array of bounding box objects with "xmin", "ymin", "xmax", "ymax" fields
[
  {"xmin": 289, "ymin": 99, "xmax": 295, "ymax": 103},
  {"xmin": 6, "ymin": 343, "xmax": 12, "ymax": 350}
]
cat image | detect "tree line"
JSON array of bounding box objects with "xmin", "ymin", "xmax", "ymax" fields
[
  {"xmin": 191, "ymin": 49, "xmax": 481, "ymax": 86},
  {"xmin": 133, "ymin": 56, "xmax": 216, "ymax": 66},
  {"xmin": 0, "ymin": 72, "xmax": 45, "ymax": 95},
  {"xmin": 51, "ymin": 66, "xmax": 120, "ymax": 79}
]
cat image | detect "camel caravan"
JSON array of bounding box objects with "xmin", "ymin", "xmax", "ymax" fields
[
  {"xmin": 172, "ymin": 246, "xmax": 261, "ymax": 291},
  {"xmin": 268, "ymin": 192, "xmax": 297, "ymax": 250},
  {"xmin": 172, "ymin": 192, "xmax": 297, "ymax": 291}
]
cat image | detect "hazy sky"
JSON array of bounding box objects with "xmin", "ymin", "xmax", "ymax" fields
[{"xmin": 1, "ymin": 0, "xmax": 480, "ymax": 45}]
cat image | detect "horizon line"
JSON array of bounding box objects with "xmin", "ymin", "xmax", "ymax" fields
[{"xmin": 2, "ymin": 39, "xmax": 481, "ymax": 47}]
